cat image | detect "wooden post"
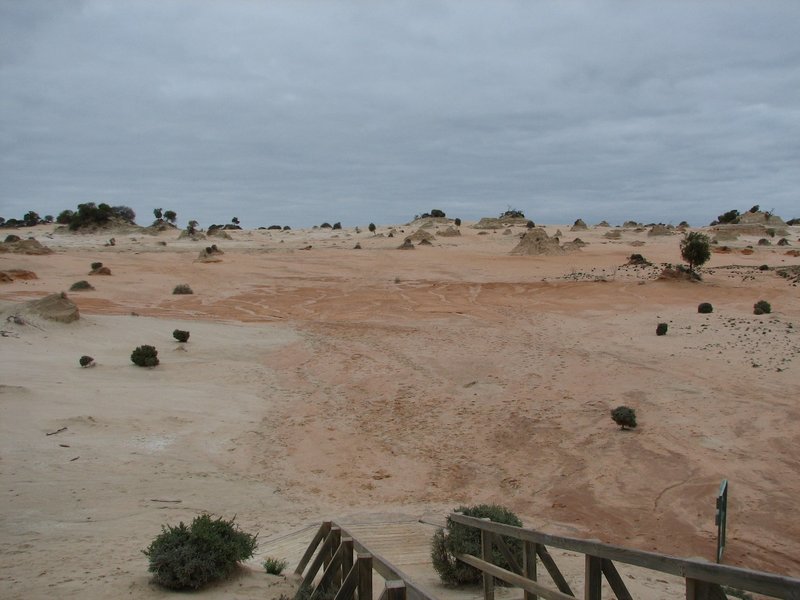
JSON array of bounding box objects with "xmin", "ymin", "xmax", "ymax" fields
[
  {"xmin": 523, "ymin": 541, "xmax": 538, "ymax": 600},
  {"xmin": 342, "ymin": 538, "xmax": 354, "ymax": 588},
  {"xmin": 585, "ymin": 555, "xmax": 602, "ymax": 600},
  {"xmin": 358, "ymin": 553, "xmax": 373, "ymax": 600},
  {"xmin": 384, "ymin": 580, "xmax": 406, "ymax": 600},
  {"xmin": 325, "ymin": 527, "xmax": 341, "ymax": 572},
  {"xmin": 481, "ymin": 525, "xmax": 495, "ymax": 600}
]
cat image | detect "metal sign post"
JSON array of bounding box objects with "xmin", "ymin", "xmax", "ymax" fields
[{"xmin": 715, "ymin": 479, "xmax": 728, "ymax": 563}]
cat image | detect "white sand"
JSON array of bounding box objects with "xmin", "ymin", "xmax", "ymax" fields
[{"xmin": 1, "ymin": 221, "xmax": 798, "ymax": 598}]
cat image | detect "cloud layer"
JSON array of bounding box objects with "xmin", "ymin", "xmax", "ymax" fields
[{"xmin": 2, "ymin": 1, "xmax": 799, "ymax": 227}]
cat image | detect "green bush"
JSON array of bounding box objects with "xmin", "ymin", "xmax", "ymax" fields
[
  {"xmin": 753, "ymin": 300, "xmax": 771, "ymax": 315},
  {"xmin": 698, "ymin": 302, "xmax": 713, "ymax": 314},
  {"xmin": 173, "ymin": 329, "xmax": 190, "ymax": 343},
  {"xmin": 173, "ymin": 284, "xmax": 193, "ymax": 295},
  {"xmin": 656, "ymin": 323, "xmax": 668, "ymax": 336},
  {"xmin": 79, "ymin": 355, "xmax": 95, "ymax": 367},
  {"xmin": 262, "ymin": 556, "xmax": 288, "ymax": 575},
  {"xmin": 611, "ymin": 406, "xmax": 637, "ymax": 430},
  {"xmin": 70, "ymin": 280, "xmax": 94, "ymax": 291},
  {"xmin": 131, "ymin": 345, "xmax": 159, "ymax": 367},
  {"xmin": 431, "ymin": 504, "xmax": 522, "ymax": 586},
  {"xmin": 680, "ymin": 232, "xmax": 711, "ymax": 271},
  {"xmin": 143, "ymin": 514, "xmax": 257, "ymax": 590}
]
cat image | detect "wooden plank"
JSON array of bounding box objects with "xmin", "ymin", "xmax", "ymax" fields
[
  {"xmin": 296, "ymin": 522, "xmax": 331, "ymax": 575},
  {"xmin": 334, "ymin": 563, "xmax": 359, "ymax": 600},
  {"xmin": 342, "ymin": 538, "xmax": 354, "ymax": 587},
  {"xmin": 482, "ymin": 528, "xmax": 495, "ymax": 600},
  {"xmin": 450, "ymin": 513, "xmax": 800, "ymax": 599},
  {"xmin": 317, "ymin": 541, "xmax": 345, "ymax": 593},
  {"xmin": 358, "ymin": 553, "xmax": 373, "ymax": 600},
  {"xmin": 456, "ymin": 552, "xmax": 576, "ymax": 600},
  {"xmin": 600, "ymin": 559, "xmax": 632, "ymax": 600},
  {"xmin": 336, "ymin": 524, "xmax": 439, "ymax": 600},
  {"xmin": 524, "ymin": 541, "xmax": 538, "ymax": 600},
  {"xmin": 584, "ymin": 556, "xmax": 602, "ymax": 600},
  {"xmin": 494, "ymin": 534, "xmax": 523, "ymax": 575},
  {"xmin": 536, "ymin": 544, "xmax": 575, "ymax": 596},
  {"xmin": 302, "ymin": 528, "xmax": 338, "ymax": 589},
  {"xmin": 325, "ymin": 528, "xmax": 341, "ymax": 573}
]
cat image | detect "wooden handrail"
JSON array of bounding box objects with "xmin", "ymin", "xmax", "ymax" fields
[{"xmin": 450, "ymin": 513, "xmax": 800, "ymax": 599}]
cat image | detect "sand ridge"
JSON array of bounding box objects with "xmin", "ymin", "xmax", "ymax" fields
[{"xmin": 0, "ymin": 221, "xmax": 798, "ymax": 598}]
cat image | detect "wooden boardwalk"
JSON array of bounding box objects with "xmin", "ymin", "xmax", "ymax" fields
[{"xmin": 256, "ymin": 514, "xmax": 689, "ymax": 600}]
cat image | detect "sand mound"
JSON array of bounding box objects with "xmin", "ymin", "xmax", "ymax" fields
[
  {"xmin": 562, "ymin": 238, "xmax": 587, "ymax": 251},
  {"xmin": 398, "ymin": 239, "xmax": 415, "ymax": 250},
  {"xmin": 623, "ymin": 220, "xmax": 640, "ymax": 228},
  {"xmin": 437, "ymin": 226, "xmax": 461, "ymax": 237},
  {"xmin": 0, "ymin": 238, "xmax": 54, "ymax": 255},
  {"xmin": 406, "ymin": 229, "xmax": 434, "ymax": 243},
  {"xmin": 647, "ymin": 224, "xmax": 672, "ymax": 236},
  {"xmin": 408, "ymin": 217, "xmax": 450, "ymax": 229},
  {"xmin": 510, "ymin": 228, "xmax": 565, "ymax": 256},
  {"xmin": 658, "ymin": 266, "xmax": 700, "ymax": 282},
  {"xmin": 89, "ymin": 266, "xmax": 112, "ymax": 276},
  {"xmin": 21, "ymin": 292, "xmax": 80, "ymax": 322},
  {"xmin": 596, "ymin": 220, "xmax": 611, "ymax": 227},
  {"xmin": 208, "ymin": 228, "xmax": 233, "ymax": 240},
  {"xmin": 0, "ymin": 269, "xmax": 37, "ymax": 282},
  {"xmin": 473, "ymin": 217, "xmax": 527, "ymax": 229},
  {"xmin": 196, "ymin": 245, "xmax": 224, "ymax": 262},
  {"xmin": 570, "ymin": 219, "xmax": 588, "ymax": 231},
  {"xmin": 738, "ymin": 210, "xmax": 786, "ymax": 226},
  {"xmin": 178, "ymin": 230, "xmax": 207, "ymax": 241},
  {"xmin": 604, "ymin": 230, "xmax": 622, "ymax": 239}
]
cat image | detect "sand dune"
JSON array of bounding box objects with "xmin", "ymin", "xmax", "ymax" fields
[{"xmin": 1, "ymin": 222, "xmax": 798, "ymax": 598}]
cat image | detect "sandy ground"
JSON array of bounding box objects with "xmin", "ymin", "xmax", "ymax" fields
[{"xmin": 1, "ymin": 221, "xmax": 798, "ymax": 598}]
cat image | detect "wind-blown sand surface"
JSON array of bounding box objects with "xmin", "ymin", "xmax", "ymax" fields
[{"xmin": 1, "ymin": 221, "xmax": 799, "ymax": 598}]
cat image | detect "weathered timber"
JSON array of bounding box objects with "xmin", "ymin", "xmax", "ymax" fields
[
  {"xmin": 450, "ymin": 513, "xmax": 800, "ymax": 599},
  {"xmin": 358, "ymin": 553, "xmax": 373, "ymax": 600},
  {"xmin": 456, "ymin": 553, "xmax": 576, "ymax": 600},
  {"xmin": 584, "ymin": 556, "xmax": 602, "ymax": 600},
  {"xmin": 524, "ymin": 541, "xmax": 538, "ymax": 600},
  {"xmin": 296, "ymin": 521, "xmax": 331, "ymax": 575},
  {"xmin": 536, "ymin": 544, "xmax": 574, "ymax": 596},
  {"xmin": 482, "ymin": 527, "xmax": 495, "ymax": 600},
  {"xmin": 600, "ymin": 559, "xmax": 632, "ymax": 600}
]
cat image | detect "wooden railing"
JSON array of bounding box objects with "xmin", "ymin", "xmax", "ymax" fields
[
  {"xmin": 449, "ymin": 512, "xmax": 800, "ymax": 600},
  {"xmin": 294, "ymin": 521, "xmax": 438, "ymax": 600}
]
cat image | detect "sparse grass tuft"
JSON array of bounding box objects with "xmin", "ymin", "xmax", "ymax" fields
[{"xmin": 262, "ymin": 556, "xmax": 288, "ymax": 575}]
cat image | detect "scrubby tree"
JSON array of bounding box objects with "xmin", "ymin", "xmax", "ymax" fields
[
  {"xmin": 153, "ymin": 208, "xmax": 163, "ymax": 220},
  {"xmin": 187, "ymin": 220, "xmax": 199, "ymax": 235},
  {"xmin": 231, "ymin": 216, "xmax": 240, "ymax": 226},
  {"xmin": 23, "ymin": 211, "xmax": 41, "ymax": 226},
  {"xmin": 143, "ymin": 514, "xmax": 256, "ymax": 590},
  {"xmin": 680, "ymin": 232, "xmax": 711, "ymax": 271},
  {"xmin": 368, "ymin": 223, "xmax": 376, "ymax": 233},
  {"xmin": 715, "ymin": 209, "xmax": 740, "ymax": 225},
  {"xmin": 111, "ymin": 205, "xmax": 136, "ymax": 223},
  {"xmin": 611, "ymin": 406, "xmax": 637, "ymax": 430},
  {"xmin": 431, "ymin": 504, "xmax": 522, "ymax": 586},
  {"xmin": 163, "ymin": 210, "xmax": 177, "ymax": 224},
  {"xmin": 56, "ymin": 210, "xmax": 74, "ymax": 225}
]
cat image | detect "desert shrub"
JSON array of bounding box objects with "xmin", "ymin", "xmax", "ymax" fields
[
  {"xmin": 753, "ymin": 300, "xmax": 771, "ymax": 315},
  {"xmin": 131, "ymin": 345, "xmax": 159, "ymax": 367},
  {"xmin": 758, "ymin": 264, "xmax": 769, "ymax": 271},
  {"xmin": 56, "ymin": 209, "xmax": 75, "ymax": 225},
  {"xmin": 500, "ymin": 208, "xmax": 525, "ymax": 219},
  {"xmin": 143, "ymin": 514, "xmax": 257, "ymax": 590},
  {"xmin": 68, "ymin": 202, "xmax": 113, "ymax": 230},
  {"xmin": 267, "ymin": 224, "xmax": 282, "ymax": 230},
  {"xmin": 163, "ymin": 210, "xmax": 177, "ymax": 224},
  {"xmin": 716, "ymin": 209, "xmax": 740, "ymax": 225},
  {"xmin": 283, "ymin": 225, "xmax": 291, "ymax": 231},
  {"xmin": 332, "ymin": 222, "xmax": 342, "ymax": 230},
  {"xmin": 173, "ymin": 284, "xmax": 193, "ymax": 295},
  {"xmin": 526, "ymin": 220, "xmax": 535, "ymax": 228},
  {"xmin": 611, "ymin": 406, "xmax": 637, "ymax": 430},
  {"xmin": 91, "ymin": 262, "xmax": 103, "ymax": 271},
  {"xmin": 698, "ymin": 302, "xmax": 713, "ymax": 314},
  {"xmin": 430, "ymin": 209, "xmax": 446, "ymax": 218},
  {"xmin": 79, "ymin": 355, "xmax": 95, "ymax": 367},
  {"xmin": 263, "ymin": 556, "xmax": 288, "ymax": 575},
  {"xmin": 173, "ymin": 329, "xmax": 190, "ymax": 343},
  {"xmin": 431, "ymin": 504, "xmax": 522, "ymax": 586},
  {"xmin": 656, "ymin": 323, "xmax": 668, "ymax": 336},
  {"xmin": 70, "ymin": 280, "xmax": 94, "ymax": 291},
  {"xmin": 368, "ymin": 222, "xmax": 376, "ymax": 233},
  {"xmin": 454, "ymin": 218, "xmax": 462, "ymax": 226},
  {"xmin": 320, "ymin": 222, "xmax": 332, "ymax": 228},
  {"xmin": 680, "ymin": 232, "xmax": 711, "ymax": 271}
]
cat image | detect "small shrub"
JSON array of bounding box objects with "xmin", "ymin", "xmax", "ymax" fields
[
  {"xmin": 70, "ymin": 280, "xmax": 94, "ymax": 291},
  {"xmin": 611, "ymin": 406, "xmax": 637, "ymax": 430},
  {"xmin": 91, "ymin": 262, "xmax": 103, "ymax": 270},
  {"xmin": 173, "ymin": 284, "xmax": 193, "ymax": 295},
  {"xmin": 143, "ymin": 514, "xmax": 257, "ymax": 590},
  {"xmin": 753, "ymin": 300, "xmax": 771, "ymax": 315},
  {"xmin": 758, "ymin": 264, "xmax": 770, "ymax": 271},
  {"xmin": 79, "ymin": 355, "xmax": 95, "ymax": 367},
  {"xmin": 173, "ymin": 329, "xmax": 190, "ymax": 343},
  {"xmin": 656, "ymin": 323, "xmax": 668, "ymax": 336},
  {"xmin": 332, "ymin": 222, "xmax": 342, "ymax": 230},
  {"xmin": 368, "ymin": 223, "xmax": 376, "ymax": 233},
  {"xmin": 698, "ymin": 302, "xmax": 713, "ymax": 314},
  {"xmin": 431, "ymin": 504, "xmax": 522, "ymax": 586},
  {"xmin": 131, "ymin": 345, "xmax": 159, "ymax": 367},
  {"xmin": 263, "ymin": 556, "xmax": 288, "ymax": 575},
  {"xmin": 454, "ymin": 218, "xmax": 462, "ymax": 226}
]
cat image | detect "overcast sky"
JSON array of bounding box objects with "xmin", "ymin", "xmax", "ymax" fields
[{"xmin": 1, "ymin": 1, "xmax": 798, "ymax": 228}]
